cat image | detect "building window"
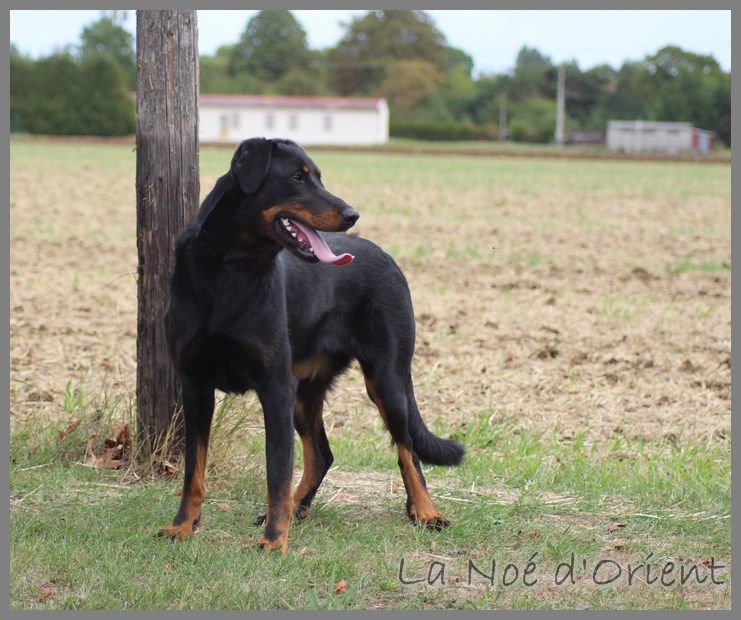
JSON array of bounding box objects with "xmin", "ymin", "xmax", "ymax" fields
[
  {"xmin": 289, "ymin": 114, "xmax": 299, "ymax": 130},
  {"xmin": 221, "ymin": 114, "xmax": 239, "ymax": 131},
  {"xmin": 265, "ymin": 113, "xmax": 275, "ymax": 130},
  {"xmin": 323, "ymin": 113, "xmax": 333, "ymax": 131}
]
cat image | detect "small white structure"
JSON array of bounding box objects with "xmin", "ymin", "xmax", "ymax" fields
[
  {"xmin": 199, "ymin": 94, "xmax": 389, "ymax": 146},
  {"xmin": 606, "ymin": 120, "xmax": 714, "ymax": 155}
]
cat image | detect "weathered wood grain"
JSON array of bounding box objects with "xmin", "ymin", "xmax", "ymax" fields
[{"xmin": 135, "ymin": 10, "xmax": 199, "ymax": 457}]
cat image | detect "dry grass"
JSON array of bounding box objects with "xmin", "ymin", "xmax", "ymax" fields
[{"xmin": 10, "ymin": 137, "xmax": 730, "ymax": 444}]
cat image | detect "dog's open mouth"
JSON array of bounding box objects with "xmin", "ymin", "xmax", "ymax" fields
[{"xmin": 273, "ymin": 217, "xmax": 354, "ymax": 266}]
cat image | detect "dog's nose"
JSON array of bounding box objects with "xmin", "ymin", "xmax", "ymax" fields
[{"xmin": 342, "ymin": 209, "xmax": 360, "ymax": 226}]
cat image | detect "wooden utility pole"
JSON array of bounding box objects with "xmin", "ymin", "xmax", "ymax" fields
[
  {"xmin": 136, "ymin": 10, "xmax": 199, "ymax": 458},
  {"xmin": 554, "ymin": 63, "xmax": 566, "ymax": 145}
]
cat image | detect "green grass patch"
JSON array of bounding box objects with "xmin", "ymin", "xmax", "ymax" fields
[
  {"xmin": 599, "ymin": 294, "xmax": 654, "ymax": 322},
  {"xmin": 667, "ymin": 257, "xmax": 730, "ymax": 275},
  {"xmin": 10, "ymin": 404, "xmax": 730, "ymax": 610}
]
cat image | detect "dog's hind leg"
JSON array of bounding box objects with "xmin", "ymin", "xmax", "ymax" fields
[
  {"xmin": 159, "ymin": 380, "xmax": 214, "ymax": 540},
  {"xmin": 362, "ymin": 366, "xmax": 449, "ymax": 530},
  {"xmin": 292, "ymin": 379, "xmax": 334, "ymax": 519}
]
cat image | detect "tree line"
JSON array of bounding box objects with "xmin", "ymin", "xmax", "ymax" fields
[
  {"xmin": 10, "ymin": 12, "xmax": 135, "ymax": 136},
  {"xmin": 10, "ymin": 10, "xmax": 731, "ymax": 145}
]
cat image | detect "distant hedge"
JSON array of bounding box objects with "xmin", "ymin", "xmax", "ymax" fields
[
  {"xmin": 507, "ymin": 97, "xmax": 556, "ymax": 143},
  {"xmin": 10, "ymin": 52, "xmax": 135, "ymax": 136},
  {"xmin": 390, "ymin": 119, "xmax": 496, "ymax": 141}
]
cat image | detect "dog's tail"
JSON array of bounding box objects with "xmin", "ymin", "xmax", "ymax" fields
[{"xmin": 406, "ymin": 384, "xmax": 465, "ymax": 466}]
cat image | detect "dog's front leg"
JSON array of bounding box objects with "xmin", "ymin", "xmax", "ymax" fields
[
  {"xmin": 255, "ymin": 371, "xmax": 297, "ymax": 554},
  {"xmin": 159, "ymin": 379, "xmax": 214, "ymax": 540}
]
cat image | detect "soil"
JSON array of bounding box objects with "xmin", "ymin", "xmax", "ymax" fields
[{"xmin": 9, "ymin": 138, "xmax": 730, "ymax": 443}]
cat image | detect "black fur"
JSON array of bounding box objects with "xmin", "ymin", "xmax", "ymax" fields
[{"xmin": 163, "ymin": 137, "xmax": 464, "ymax": 548}]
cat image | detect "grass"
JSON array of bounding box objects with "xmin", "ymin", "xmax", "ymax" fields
[
  {"xmin": 309, "ymin": 137, "xmax": 731, "ymax": 162},
  {"xmin": 10, "ymin": 391, "xmax": 730, "ymax": 610},
  {"xmin": 10, "ymin": 136, "xmax": 731, "ymax": 609},
  {"xmin": 666, "ymin": 257, "xmax": 730, "ymax": 275}
]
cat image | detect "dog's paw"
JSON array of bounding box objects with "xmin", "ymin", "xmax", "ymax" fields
[
  {"xmin": 409, "ymin": 508, "xmax": 450, "ymax": 531},
  {"xmin": 252, "ymin": 513, "xmax": 267, "ymax": 526},
  {"xmin": 158, "ymin": 522, "xmax": 198, "ymax": 541},
  {"xmin": 255, "ymin": 534, "xmax": 288, "ymax": 554}
]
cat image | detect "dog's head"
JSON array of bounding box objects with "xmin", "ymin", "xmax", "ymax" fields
[{"xmin": 200, "ymin": 137, "xmax": 359, "ymax": 265}]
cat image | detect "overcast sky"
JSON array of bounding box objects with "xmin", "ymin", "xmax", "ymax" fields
[{"xmin": 10, "ymin": 10, "xmax": 731, "ymax": 75}]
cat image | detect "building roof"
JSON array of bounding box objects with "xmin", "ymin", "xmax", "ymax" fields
[
  {"xmin": 199, "ymin": 94, "xmax": 384, "ymax": 110},
  {"xmin": 607, "ymin": 120, "xmax": 713, "ymax": 135},
  {"xmin": 607, "ymin": 120, "xmax": 693, "ymax": 129}
]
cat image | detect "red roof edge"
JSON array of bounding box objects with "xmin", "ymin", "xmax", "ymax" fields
[{"xmin": 198, "ymin": 94, "xmax": 384, "ymax": 110}]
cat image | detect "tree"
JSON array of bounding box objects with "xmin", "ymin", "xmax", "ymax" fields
[
  {"xmin": 646, "ymin": 45, "xmax": 728, "ymax": 139},
  {"xmin": 230, "ymin": 10, "xmax": 312, "ymax": 83},
  {"xmin": 30, "ymin": 54, "xmax": 87, "ymax": 134},
  {"xmin": 327, "ymin": 57, "xmax": 385, "ymax": 96},
  {"xmin": 445, "ymin": 45, "xmax": 474, "ymax": 77},
  {"xmin": 544, "ymin": 61, "xmax": 615, "ymax": 129},
  {"xmin": 80, "ymin": 54, "xmax": 136, "ymax": 135},
  {"xmin": 646, "ymin": 45, "xmax": 721, "ymax": 80},
  {"xmin": 589, "ymin": 46, "xmax": 731, "ymax": 145},
  {"xmin": 510, "ymin": 45, "xmax": 553, "ymax": 99},
  {"xmin": 276, "ymin": 67, "xmax": 322, "ymax": 95},
  {"xmin": 328, "ymin": 10, "xmax": 447, "ymax": 95},
  {"xmin": 508, "ymin": 96, "xmax": 556, "ymax": 143},
  {"xmin": 710, "ymin": 74, "xmax": 731, "ymax": 146},
  {"xmin": 468, "ymin": 73, "xmax": 508, "ymax": 126},
  {"xmin": 433, "ymin": 47, "xmax": 477, "ymax": 121},
  {"xmin": 80, "ymin": 12, "xmax": 136, "ymax": 88},
  {"xmin": 10, "ymin": 50, "xmax": 134, "ymax": 136},
  {"xmin": 10, "ymin": 47, "xmax": 35, "ymax": 132},
  {"xmin": 200, "ymin": 45, "xmax": 261, "ymax": 94},
  {"xmin": 382, "ymin": 59, "xmax": 443, "ymax": 115},
  {"xmin": 592, "ymin": 60, "xmax": 653, "ymax": 124}
]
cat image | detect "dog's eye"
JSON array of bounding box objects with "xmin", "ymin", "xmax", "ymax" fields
[{"xmin": 292, "ymin": 173, "xmax": 304, "ymax": 183}]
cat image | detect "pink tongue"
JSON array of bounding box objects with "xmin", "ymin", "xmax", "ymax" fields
[{"xmin": 289, "ymin": 219, "xmax": 354, "ymax": 266}]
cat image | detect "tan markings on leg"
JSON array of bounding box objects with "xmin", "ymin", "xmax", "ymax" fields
[
  {"xmin": 257, "ymin": 484, "xmax": 293, "ymax": 554},
  {"xmin": 292, "ymin": 434, "xmax": 318, "ymax": 513},
  {"xmin": 364, "ymin": 379, "xmax": 389, "ymax": 428},
  {"xmin": 397, "ymin": 444, "xmax": 449, "ymax": 530},
  {"xmin": 293, "ymin": 398, "xmax": 317, "ymax": 505},
  {"xmin": 262, "ymin": 203, "xmax": 346, "ymax": 231},
  {"xmin": 291, "ymin": 389, "xmax": 330, "ymax": 519},
  {"xmin": 160, "ymin": 443, "xmax": 207, "ymax": 540},
  {"xmin": 292, "ymin": 355, "xmax": 332, "ymax": 382}
]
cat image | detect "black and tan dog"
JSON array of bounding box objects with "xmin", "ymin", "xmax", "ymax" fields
[{"xmin": 161, "ymin": 137, "xmax": 465, "ymax": 552}]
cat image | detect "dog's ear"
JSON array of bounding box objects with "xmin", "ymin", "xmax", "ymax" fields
[
  {"xmin": 195, "ymin": 171, "xmax": 237, "ymax": 229},
  {"xmin": 231, "ymin": 137, "xmax": 272, "ymax": 194}
]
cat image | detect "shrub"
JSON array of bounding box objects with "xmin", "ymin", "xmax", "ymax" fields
[
  {"xmin": 10, "ymin": 52, "xmax": 135, "ymax": 136},
  {"xmin": 390, "ymin": 119, "xmax": 496, "ymax": 141},
  {"xmin": 507, "ymin": 96, "xmax": 556, "ymax": 143}
]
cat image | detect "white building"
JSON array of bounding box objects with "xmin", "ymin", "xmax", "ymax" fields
[
  {"xmin": 199, "ymin": 94, "xmax": 389, "ymax": 146},
  {"xmin": 606, "ymin": 120, "xmax": 714, "ymax": 155}
]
